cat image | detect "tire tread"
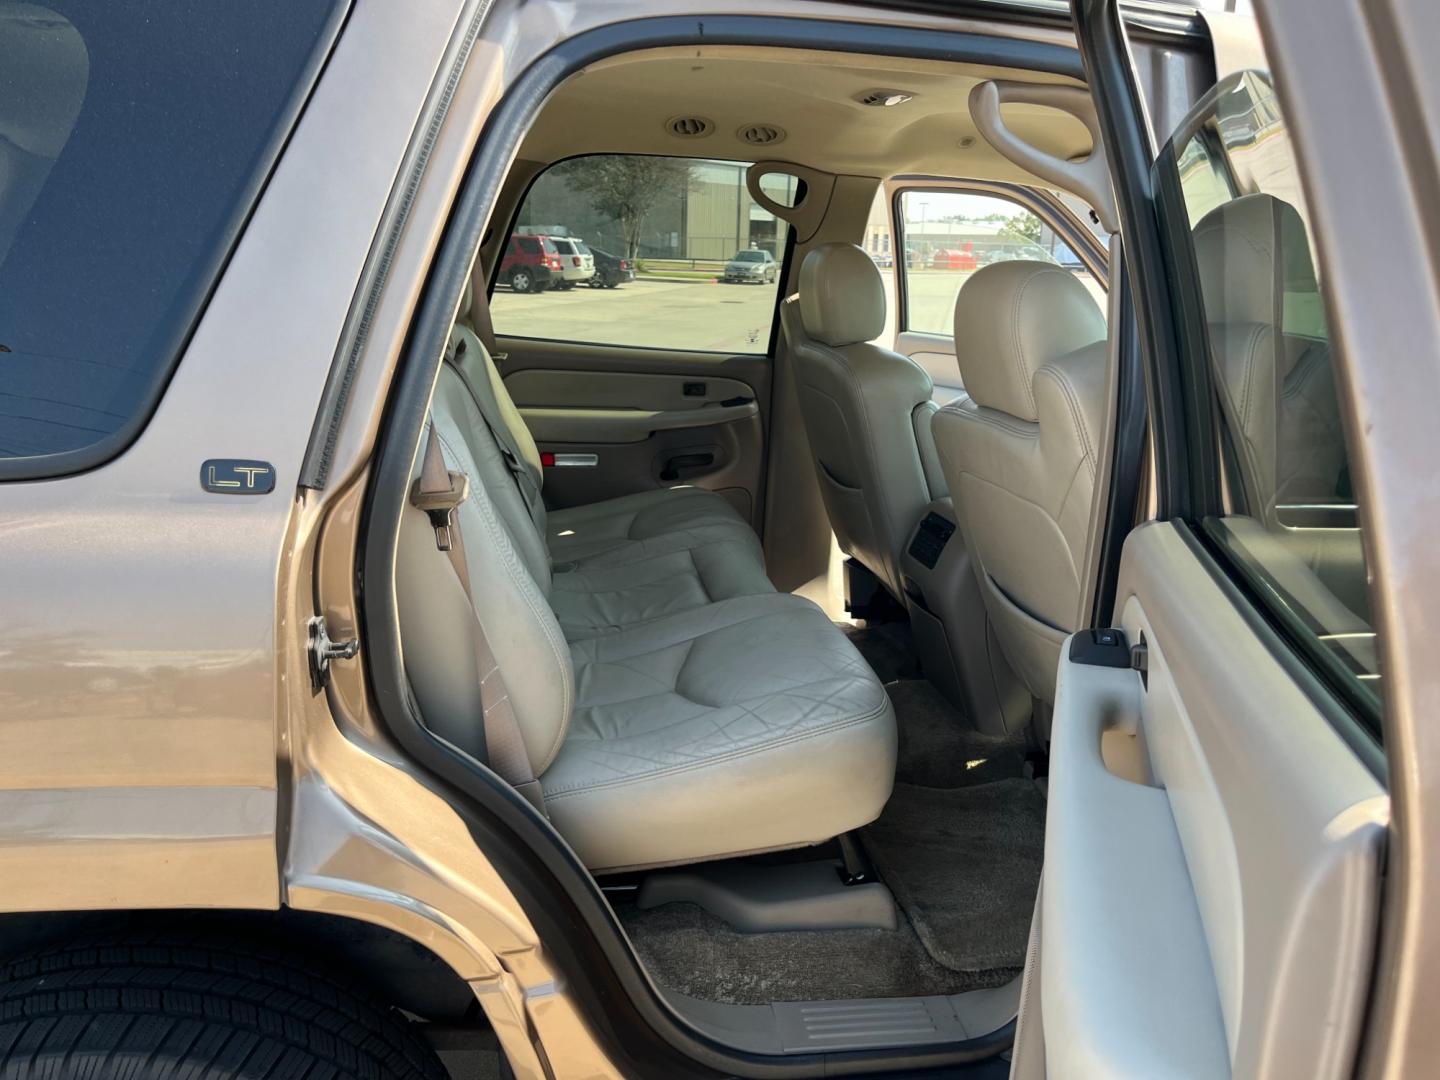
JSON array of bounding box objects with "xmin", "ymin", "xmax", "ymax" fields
[{"xmin": 0, "ymin": 931, "xmax": 448, "ymax": 1080}]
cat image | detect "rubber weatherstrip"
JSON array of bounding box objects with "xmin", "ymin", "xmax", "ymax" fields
[{"xmin": 299, "ymin": 0, "xmax": 497, "ymax": 490}]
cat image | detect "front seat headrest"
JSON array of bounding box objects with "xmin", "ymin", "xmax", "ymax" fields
[
  {"xmin": 799, "ymin": 242, "xmax": 885, "ymax": 347},
  {"xmin": 952, "ymin": 260, "xmax": 1106, "ymax": 422},
  {"xmin": 1193, "ymin": 193, "xmax": 1317, "ymax": 366}
]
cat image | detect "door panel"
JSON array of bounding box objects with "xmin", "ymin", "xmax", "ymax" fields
[
  {"xmin": 1042, "ymin": 523, "xmax": 1386, "ymax": 1080},
  {"xmin": 894, "ymin": 330, "xmax": 963, "ymax": 400},
  {"xmin": 497, "ymin": 336, "xmax": 770, "ymax": 523}
]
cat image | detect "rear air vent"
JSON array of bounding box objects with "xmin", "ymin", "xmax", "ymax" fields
[
  {"xmin": 738, "ymin": 123, "xmax": 786, "ymax": 147},
  {"xmin": 666, "ymin": 115, "xmax": 714, "ymax": 138}
]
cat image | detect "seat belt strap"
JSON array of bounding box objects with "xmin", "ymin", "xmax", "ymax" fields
[
  {"xmin": 445, "ymin": 335, "xmax": 544, "ymax": 527},
  {"xmin": 469, "ymin": 259, "xmax": 505, "ymax": 362},
  {"xmin": 411, "ymin": 422, "xmax": 546, "ymax": 814}
]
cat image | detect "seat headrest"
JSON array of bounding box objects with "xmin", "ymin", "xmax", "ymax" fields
[
  {"xmin": 952, "ymin": 260, "xmax": 1106, "ymax": 421},
  {"xmin": 1193, "ymin": 193, "xmax": 1317, "ymax": 361},
  {"xmin": 799, "ymin": 243, "xmax": 885, "ymax": 347}
]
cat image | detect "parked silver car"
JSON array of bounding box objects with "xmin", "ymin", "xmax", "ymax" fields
[{"xmin": 723, "ymin": 247, "xmax": 778, "ymax": 283}]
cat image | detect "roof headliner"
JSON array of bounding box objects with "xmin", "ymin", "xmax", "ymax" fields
[{"xmin": 516, "ymin": 45, "xmax": 1095, "ymax": 186}]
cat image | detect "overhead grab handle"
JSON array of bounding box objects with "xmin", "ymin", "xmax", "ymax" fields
[{"xmin": 969, "ymin": 81, "xmax": 1118, "ymax": 234}]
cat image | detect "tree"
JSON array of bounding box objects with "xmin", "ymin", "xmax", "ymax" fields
[
  {"xmin": 1002, "ymin": 212, "xmax": 1046, "ymax": 246},
  {"xmin": 553, "ymin": 157, "xmax": 695, "ymax": 261}
]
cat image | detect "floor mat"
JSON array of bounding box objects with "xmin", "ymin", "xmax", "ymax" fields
[
  {"xmin": 614, "ymin": 898, "xmax": 1013, "ymax": 1005},
  {"xmin": 888, "ymin": 679, "xmax": 1030, "ymax": 788},
  {"xmin": 863, "ymin": 778, "xmax": 1045, "ymax": 972}
]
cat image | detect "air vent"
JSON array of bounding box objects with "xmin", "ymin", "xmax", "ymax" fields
[
  {"xmin": 666, "ymin": 115, "xmax": 714, "ymax": 138},
  {"xmin": 855, "ymin": 88, "xmax": 915, "ymax": 108},
  {"xmin": 738, "ymin": 123, "xmax": 786, "ymax": 147}
]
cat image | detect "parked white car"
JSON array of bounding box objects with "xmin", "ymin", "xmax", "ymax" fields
[{"xmin": 551, "ymin": 237, "xmax": 595, "ymax": 288}]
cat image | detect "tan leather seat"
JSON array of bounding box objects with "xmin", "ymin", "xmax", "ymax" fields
[
  {"xmin": 931, "ymin": 261, "xmax": 1106, "ymax": 706},
  {"xmin": 396, "ymin": 321, "xmax": 897, "ymax": 872},
  {"xmin": 783, "ymin": 242, "xmax": 946, "ymax": 600}
]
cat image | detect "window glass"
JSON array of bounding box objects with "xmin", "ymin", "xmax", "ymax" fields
[
  {"xmin": 492, "ymin": 155, "xmax": 785, "ymax": 353},
  {"xmin": 862, "ymin": 185, "xmax": 897, "ymax": 345},
  {"xmin": 0, "ymin": 0, "xmax": 343, "ymax": 474},
  {"xmin": 898, "ymin": 191, "xmax": 1105, "ymax": 335},
  {"xmin": 1164, "ymin": 70, "xmax": 1382, "ymax": 725}
]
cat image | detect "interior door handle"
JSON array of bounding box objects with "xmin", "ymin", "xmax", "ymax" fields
[{"xmin": 541, "ymin": 452, "xmax": 598, "ymax": 468}]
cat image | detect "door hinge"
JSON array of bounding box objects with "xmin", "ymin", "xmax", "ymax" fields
[{"xmin": 308, "ymin": 615, "xmax": 359, "ymax": 690}]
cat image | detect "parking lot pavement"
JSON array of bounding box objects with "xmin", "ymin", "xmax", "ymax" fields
[
  {"xmin": 489, "ymin": 267, "xmax": 1104, "ymax": 355},
  {"xmin": 491, "ymin": 278, "xmax": 781, "ymax": 354}
]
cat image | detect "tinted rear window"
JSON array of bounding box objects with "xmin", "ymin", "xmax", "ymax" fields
[{"xmin": 0, "ymin": 0, "xmax": 346, "ymax": 477}]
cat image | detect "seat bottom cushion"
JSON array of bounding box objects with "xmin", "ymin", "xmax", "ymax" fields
[{"xmin": 541, "ymin": 593, "xmax": 898, "ymax": 872}]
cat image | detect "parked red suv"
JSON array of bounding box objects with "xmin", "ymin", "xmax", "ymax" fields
[{"xmin": 498, "ymin": 233, "xmax": 563, "ymax": 292}]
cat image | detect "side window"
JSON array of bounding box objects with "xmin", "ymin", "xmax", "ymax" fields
[
  {"xmin": 864, "ymin": 185, "xmax": 897, "ymax": 344},
  {"xmin": 0, "ymin": 0, "xmax": 344, "ymax": 477},
  {"xmin": 1161, "ymin": 70, "xmax": 1382, "ymax": 727},
  {"xmin": 896, "ymin": 190, "xmax": 1105, "ymax": 337},
  {"xmin": 491, "ymin": 155, "xmax": 786, "ymax": 354}
]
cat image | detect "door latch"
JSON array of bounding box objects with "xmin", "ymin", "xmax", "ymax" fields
[
  {"xmin": 1130, "ymin": 633, "xmax": 1149, "ymax": 690},
  {"xmin": 308, "ymin": 615, "xmax": 359, "ymax": 690}
]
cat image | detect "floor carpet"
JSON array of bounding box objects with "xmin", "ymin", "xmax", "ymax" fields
[
  {"xmin": 614, "ymin": 899, "xmax": 1005, "ymax": 1005},
  {"xmin": 888, "ymin": 679, "xmax": 1031, "ymax": 789}
]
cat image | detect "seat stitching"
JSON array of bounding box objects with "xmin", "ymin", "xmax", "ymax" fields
[
  {"xmin": 1034, "ymin": 364, "xmax": 1096, "ymax": 473},
  {"xmin": 1008, "ymin": 268, "xmax": 1071, "ymax": 419},
  {"xmin": 940, "ymin": 397, "xmax": 1039, "ymax": 440},
  {"xmin": 544, "ymin": 698, "xmax": 891, "ymax": 799}
]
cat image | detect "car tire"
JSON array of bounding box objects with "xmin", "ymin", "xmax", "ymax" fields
[
  {"xmin": 0, "ymin": 931, "xmax": 449, "ymax": 1080},
  {"xmin": 510, "ymin": 269, "xmax": 534, "ymax": 293}
]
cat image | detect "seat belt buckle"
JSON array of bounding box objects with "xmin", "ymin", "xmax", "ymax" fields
[{"xmin": 410, "ymin": 471, "xmax": 470, "ymax": 552}]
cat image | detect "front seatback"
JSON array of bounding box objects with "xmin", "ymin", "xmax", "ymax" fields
[
  {"xmin": 931, "ymin": 261, "xmax": 1106, "ymax": 705},
  {"xmin": 785, "ymin": 242, "xmax": 945, "ymax": 599}
]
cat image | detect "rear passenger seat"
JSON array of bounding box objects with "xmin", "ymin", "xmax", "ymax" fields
[{"xmin": 395, "ymin": 307, "xmax": 897, "ymax": 873}]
